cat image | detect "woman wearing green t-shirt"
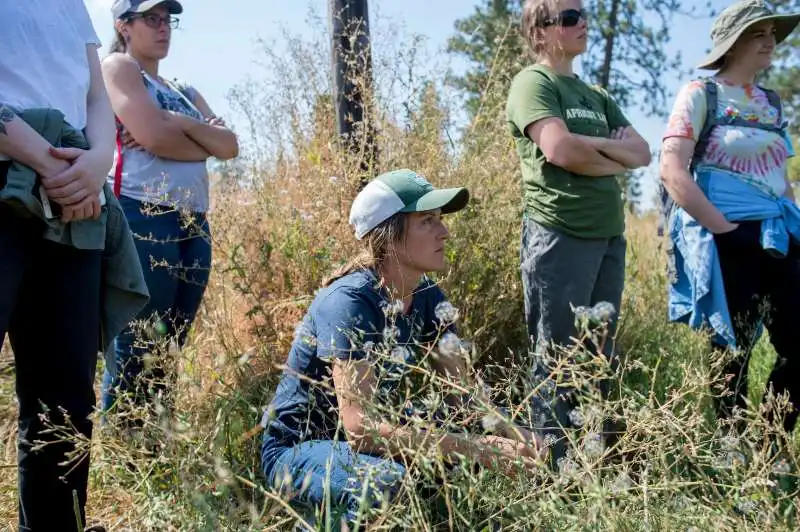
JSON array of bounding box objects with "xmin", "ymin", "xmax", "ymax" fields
[{"xmin": 506, "ymin": 0, "xmax": 651, "ymax": 464}]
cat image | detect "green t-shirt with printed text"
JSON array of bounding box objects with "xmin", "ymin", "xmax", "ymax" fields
[{"xmin": 506, "ymin": 65, "xmax": 630, "ymax": 238}]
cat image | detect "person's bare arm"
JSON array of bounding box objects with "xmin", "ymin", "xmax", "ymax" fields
[
  {"xmin": 526, "ymin": 118, "xmax": 627, "ymax": 177},
  {"xmin": 659, "ymin": 136, "xmax": 737, "ymax": 234},
  {"xmin": 101, "ymin": 53, "xmax": 210, "ymax": 161},
  {"xmin": 575, "ymin": 126, "xmax": 652, "ymax": 169},
  {"xmin": 0, "ymin": 105, "xmax": 70, "ymax": 178},
  {"xmin": 332, "ymin": 359, "xmax": 538, "ymax": 475},
  {"xmin": 168, "ymin": 111, "xmax": 239, "ymax": 160}
]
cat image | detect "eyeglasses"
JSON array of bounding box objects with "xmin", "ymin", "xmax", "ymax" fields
[
  {"xmin": 539, "ymin": 9, "xmax": 587, "ymax": 28},
  {"xmin": 128, "ymin": 13, "xmax": 180, "ymax": 30}
]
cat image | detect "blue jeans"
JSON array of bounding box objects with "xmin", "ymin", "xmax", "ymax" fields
[
  {"xmin": 262, "ymin": 440, "xmax": 405, "ymax": 528},
  {"xmin": 101, "ymin": 195, "xmax": 211, "ymax": 415}
]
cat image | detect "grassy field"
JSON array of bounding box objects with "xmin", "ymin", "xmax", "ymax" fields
[{"xmin": 1, "ymin": 21, "xmax": 798, "ymax": 532}]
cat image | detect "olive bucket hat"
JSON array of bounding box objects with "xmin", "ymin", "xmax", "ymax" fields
[{"xmin": 697, "ymin": 0, "xmax": 800, "ymax": 70}]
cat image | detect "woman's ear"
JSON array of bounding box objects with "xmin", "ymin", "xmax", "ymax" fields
[{"xmin": 114, "ymin": 19, "xmax": 129, "ymax": 40}]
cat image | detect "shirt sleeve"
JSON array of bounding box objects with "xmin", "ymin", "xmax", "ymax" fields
[
  {"xmin": 72, "ymin": 0, "xmax": 101, "ymax": 47},
  {"xmin": 507, "ymin": 68, "xmax": 563, "ymax": 137},
  {"xmin": 663, "ymin": 80, "xmax": 707, "ymax": 142},
  {"xmin": 314, "ymin": 287, "xmax": 382, "ymax": 362}
]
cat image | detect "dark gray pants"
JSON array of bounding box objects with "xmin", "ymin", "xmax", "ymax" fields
[{"xmin": 519, "ymin": 218, "xmax": 626, "ymax": 463}]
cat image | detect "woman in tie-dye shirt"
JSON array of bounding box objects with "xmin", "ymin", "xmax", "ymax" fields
[{"xmin": 660, "ymin": 0, "xmax": 800, "ymax": 442}]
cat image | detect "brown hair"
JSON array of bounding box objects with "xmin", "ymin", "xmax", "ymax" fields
[
  {"xmin": 521, "ymin": 0, "xmax": 560, "ymax": 58},
  {"xmin": 323, "ymin": 213, "xmax": 407, "ymax": 286},
  {"xmin": 109, "ymin": 28, "xmax": 127, "ymax": 54}
]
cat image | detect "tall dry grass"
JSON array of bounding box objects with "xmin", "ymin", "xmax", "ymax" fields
[{"xmin": 0, "ymin": 6, "xmax": 797, "ymax": 531}]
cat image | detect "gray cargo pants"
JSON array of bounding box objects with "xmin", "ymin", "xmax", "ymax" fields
[{"xmin": 520, "ymin": 217, "xmax": 626, "ymax": 464}]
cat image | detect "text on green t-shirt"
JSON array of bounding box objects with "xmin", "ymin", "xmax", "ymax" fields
[{"xmin": 506, "ymin": 64, "xmax": 631, "ymax": 238}]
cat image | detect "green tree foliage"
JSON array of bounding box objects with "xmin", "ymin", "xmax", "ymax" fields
[
  {"xmin": 790, "ymin": 137, "xmax": 800, "ymax": 182},
  {"xmin": 761, "ymin": 0, "xmax": 800, "ymax": 139},
  {"xmin": 447, "ymin": 0, "xmax": 705, "ymax": 209},
  {"xmin": 447, "ymin": 0, "xmax": 701, "ymax": 119},
  {"xmin": 446, "ymin": 0, "xmax": 527, "ymax": 120}
]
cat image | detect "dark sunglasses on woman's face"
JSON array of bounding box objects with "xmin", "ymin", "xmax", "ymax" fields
[
  {"xmin": 128, "ymin": 13, "xmax": 180, "ymax": 30},
  {"xmin": 540, "ymin": 9, "xmax": 587, "ymax": 28}
]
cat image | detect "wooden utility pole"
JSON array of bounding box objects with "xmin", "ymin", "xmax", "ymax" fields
[{"xmin": 329, "ymin": 0, "xmax": 377, "ymax": 186}]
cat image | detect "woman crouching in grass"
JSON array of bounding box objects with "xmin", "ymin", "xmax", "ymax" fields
[{"xmin": 260, "ymin": 169, "xmax": 542, "ymax": 527}]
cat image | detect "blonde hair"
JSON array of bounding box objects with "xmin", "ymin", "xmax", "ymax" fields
[
  {"xmin": 521, "ymin": 0, "xmax": 561, "ymax": 58},
  {"xmin": 323, "ymin": 213, "xmax": 407, "ymax": 286}
]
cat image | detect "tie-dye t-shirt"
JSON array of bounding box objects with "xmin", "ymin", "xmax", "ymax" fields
[{"xmin": 664, "ymin": 78, "xmax": 794, "ymax": 197}]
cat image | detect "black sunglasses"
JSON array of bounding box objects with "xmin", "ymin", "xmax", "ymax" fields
[
  {"xmin": 539, "ymin": 9, "xmax": 587, "ymax": 28},
  {"xmin": 127, "ymin": 12, "xmax": 180, "ymax": 30}
]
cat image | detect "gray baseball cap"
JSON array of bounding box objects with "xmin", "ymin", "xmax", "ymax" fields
[
  {"xmin": 111, "ymin": 0, "xmax": 183, "ymax": 20},
  {"xmin": 697, "ymin": 0, "xmax": 800, "ymax": 70}
]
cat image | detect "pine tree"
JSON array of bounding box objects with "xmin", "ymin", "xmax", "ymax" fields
[
  {"xmin": 447, "ymin": 0, "xmax": 702, "ymax": 119},
  {"xmin": 446, "ymin": 1, "xmax": 527, "ymax": 119},
  {"xmin": 447, "ymin": 0, "xmax": 705, "ymax": 209}
]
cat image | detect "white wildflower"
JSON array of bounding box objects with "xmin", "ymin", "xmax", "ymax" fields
[
  {"xmin": 382, "ymin": 299, "xmax": 404, "ymax": 317},
  {"xmin": 557, "ymin": 456, "xmax": 579, "ymax": 477},
  {"xmin": 573, "ymin": 305, "xmax": 591, "ymax": 321},
  {"xmin": 716, "ymin": 450, "xmax": 747, "ymax": 469},
  {"xmin": 568, "ymin": 408, "xmax": 585, "ymax": 427},
  {"xmin": 592, "ymin": 301, "xmax": 616, "ymax": 322},
  {"xmin": 544, "ymin": 434, "xmax": 558, "ymax": 447},
  {"xmin": 610, "ymin": 471, "xmax": 633, "ymax": 495},
  {"xmin": 735, "ymin": 499, "xmax": 758, "ymax": 515},
  {"xmin": 478, "ymin": 382, "xmax": 493, "ymax": 403},
  {"xmin": 434, "ymin": 301, "xmax": 460, "ymax": 324},
  {"xmin": 329, "ymin": 176, "xmax": 339, "ymax": 183},
  {"xmin": 720, "ymin": 435, "xmax": 740, "ymax": 450},
  {"xmin": 772, "ymin": 459, "xmax": 791, "ymax": 475},
  {"xmin": 460, "ymin": 339, "xmax": 473, "ymax": 354},
  {"xmin": 362, "ymin": 341, "xmax": 375, "ymax": 355},
  {"xmin": 481, "ymin": 413, "xmax": 503, "ymax": 433},
  {"xmin": 383, "ymin": 325, "xmax": 400, "ymax": 343},
  {"xmin": 438, "ymin": 331, "xmax": 462, "ymax": 357},
  {"xmin": 583, "ymin": 432, "xmax": 605, "ymax": 458},
  {"xmin": 214, "ymin": 457, "xmax": 234, "ymax": 485},
  {"xmin": 390, "ymin": 346, "xmax": 410, "ymax": 363}
]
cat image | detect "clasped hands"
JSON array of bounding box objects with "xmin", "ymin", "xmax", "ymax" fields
[{"xmin": 41, "ymin": 146, "xmax": 110, "ymax": 223}]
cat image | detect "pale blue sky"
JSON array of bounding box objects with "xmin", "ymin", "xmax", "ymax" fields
[{"xmin": 83, "ymin": 0, "xmax": 731, "ymax": 205}]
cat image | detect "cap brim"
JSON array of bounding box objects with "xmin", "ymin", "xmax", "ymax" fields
[
  {"xmin": 697, "ymin": 13, "xmax": 800, "ymax": 69},
  {"xmin": 129, "ymin": 0, "xmax": 183, "ymax": 15},
  {"xmin": 400, "ymin": 187, "xmax": 470, "ymax": 215}
]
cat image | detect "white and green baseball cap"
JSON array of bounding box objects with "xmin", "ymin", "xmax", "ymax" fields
[{"xmin": 349, "ymin": 169, "xmax": 470, "ymax": 240}]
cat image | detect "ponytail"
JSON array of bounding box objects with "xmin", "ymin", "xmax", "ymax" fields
[
  {"xmin": 322, "ymin": 212, "xmax": 407, "ymax": 286},
  {"xmin": 109, "ymin": 28, "xmax": 127, "ymax": 54}
]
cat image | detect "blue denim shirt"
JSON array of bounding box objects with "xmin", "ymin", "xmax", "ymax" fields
[{"xmin": 668, "ymin": 163, "xmax": 800, "ymax": 349}]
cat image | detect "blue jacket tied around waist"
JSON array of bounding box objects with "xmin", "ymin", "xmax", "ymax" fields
[{"xmin": 668, "ymin": 165, "xmax": 800, "ymax": 349}]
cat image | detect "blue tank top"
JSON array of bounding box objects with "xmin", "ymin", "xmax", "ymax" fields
[{"xmin": 109, "ymin": 67, "xmax": 209, "ymax": 212}]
